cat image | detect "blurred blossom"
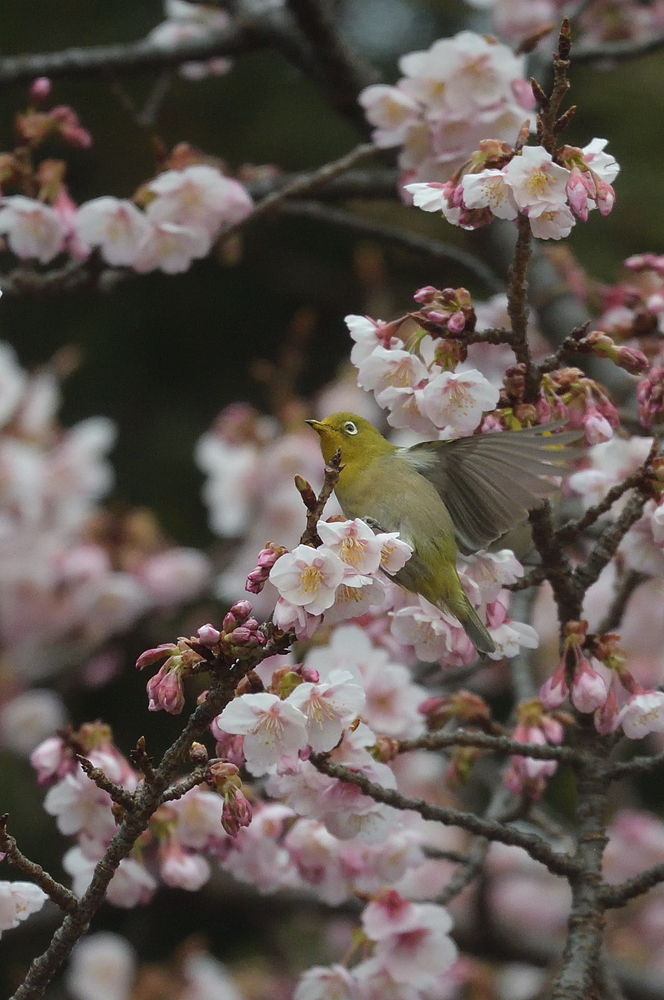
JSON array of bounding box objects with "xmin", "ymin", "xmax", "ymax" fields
[
  {"xmin": 0, "ymin": 688, "xmax": 68, "ymax": 755},
  {"xmin": 67, "ymin": 933, "xmax": 136, "ymax": 1000}
]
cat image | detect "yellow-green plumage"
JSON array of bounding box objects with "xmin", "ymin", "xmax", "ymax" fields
[{"xmin": 307, "ymin": 412, "xmax": 580, "ymax": 655}]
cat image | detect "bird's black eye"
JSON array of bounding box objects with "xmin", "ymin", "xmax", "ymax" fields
[{"xmin": 343, "ymin": 421, "xmax": 358, "ymax": 435}]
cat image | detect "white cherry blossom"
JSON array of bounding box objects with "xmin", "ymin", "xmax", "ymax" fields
[
  {"xmin": 390, "ymin": 597, "xmax": 457, "ymax": 662},
  {"xmin": 295, "ymin": 965, "xmax": 358, "ymax": 1000},
  {"xmin": 618, "ymin": 691, "xmax": 664, "ymax": 739},
  {"xmin": 582, "ymin": 138, "xmax": 620, "ymax": 183},
  {"xmin": 287, "ymin": 669, "xmax": 365, "ymax": 751},
  {"xmin": 528, "ymin": 202, "xmax": 576, "ymax": 240},
  {"xmin": 359, "ymin": 85, "xmax": 420, "ymax": 147},
  {"xmin": 215, "ymin": 692, "xmax": 308, "ymax": 774},
  {"xmin": 0, "ymin": 196, "xmax": 67, "ymax": 263},
  {"xmin": 0, "ymin": 881, "xmax": 47, "ymax": 937},
  {"xmin": 67, "ymin": 933, "xmax": 136, "ymax": 1000},
  {"xmin": 503, "ymin": 146, "xmax": 570, "ymax": 212},
  {"xmin": 75, "ymin": 197, "xmax": 151, "ymax": 266},
  {"xmin": 461, "ymin": 168, "xmax": 518, "ymax": 220},
  {"xmin": 132, "ymin": 221, "xmax": 211, "ymax": 274},
  {"xmin": 376, "ymin": 532, "xmax": 413, "ymax": 575},
  {"xmin": 146, "ymin": 164, "xmax": 253, "ymax": 236}
]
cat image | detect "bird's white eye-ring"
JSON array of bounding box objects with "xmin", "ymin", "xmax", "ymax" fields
[{"xmin": 343, "ymin": 421, "xmax": 358, "ymax": 435}]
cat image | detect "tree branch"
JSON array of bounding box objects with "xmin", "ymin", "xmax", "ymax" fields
[
  {"xmin": 601, "ymin": 862, "xmax": 664, "ymax": 909},
  {"xmin": 279, "ymin": 201, "xmax": 506, "ymax": 292},
  {"xmin": 309, "ymin": 753, "xmax": 578, "ymax": 876},
  {"xmin": 0, "ymin": 816, "xmax": 78, "ymax": 915},
  {"xmin": 398, "ymin": 729, "xmax": 579, "ymax": 763},
  {"xmin": 574, "ymin": 32, "xmax": 664, "ymax": 65}
]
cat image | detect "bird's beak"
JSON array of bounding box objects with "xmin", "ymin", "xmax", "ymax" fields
[{"xmin": 305, "ymin": 419, "xmax": 325, "ymax": 434}]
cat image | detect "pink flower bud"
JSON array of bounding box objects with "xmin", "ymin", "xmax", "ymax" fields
[
  {"xmin": 197, "ymin": 623, "xmax": 221, "ymax": 647},
  {"xmin": 230, "ymin": 600, "xmax": 252, "ymax": 621},
  {"xmin": 135, "ymin": 643, "xmax": 178, "ymax": 670},
  {"xmin": 222, "ymin": 612, "xmax": 237, "ymax": 633},
  {"xmin": 300, "ymin": 665, "xmax": 320, "ymax": 683},
  {"xmin": 147, "ymin": 663, "xmax": 185, "ymax": 715},
  {"xmin": 447, "ymin": 310, "xmax": 466, "ymax": 334},
  {"xmin": 29, "ymin": 77, "xmax": 51, "ymax": 103},
  {"xmin": 413, "ymin": 285, "xmax": 438, "ymax": 304},
  {"xmin": 245, "ymin": 569, "xmax": 267, "ymax": 593},
  {"xmin": 571, "ymin": 657, "xmax": 608, "ymax": 714},
  {"xmin": 540, "ymin": 661, "xmax": 568, "ymax": 710}
]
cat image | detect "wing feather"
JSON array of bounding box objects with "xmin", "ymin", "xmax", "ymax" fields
[{"xmin": 404, "ymin": 423, "xmax": 582, "ymax": 551}]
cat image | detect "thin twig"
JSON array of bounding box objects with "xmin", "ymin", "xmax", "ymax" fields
[
  {"xmin": 162, "ymin": 767, "xmax": 209, "ymax": 802},
  {"xmin": 0, "ymin": 816, "xmax": 78, "ymax": 915},
  {"xmin": 601, "ymin": 861, "xmax": 664, "ymax": 909},
  {"xmin": 309, "ymin": 753, "xmax": 578, "ymax": 876},
  {"xmin": 574, "ymin": 32, "xmax": 664, "ymax": 65},
  {"xmin": 76, "ymin": 755, "xmax": 136, "ymax": 811},
  {"xmin": 397, "ymin": 729, "xmax": 578, "ymax": 763},
  {"xmin": 280, "ymin": 201, "xmax": 505, "ymax": 292}
]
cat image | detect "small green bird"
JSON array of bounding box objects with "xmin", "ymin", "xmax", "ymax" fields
[{"xmin": 307, "ymin": 412, "xmax": 579, "ymax": 655}]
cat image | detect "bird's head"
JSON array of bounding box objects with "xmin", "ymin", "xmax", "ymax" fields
[{"xmin": 306, "ymin": 412, "xmax": 392, "ymax": 466}]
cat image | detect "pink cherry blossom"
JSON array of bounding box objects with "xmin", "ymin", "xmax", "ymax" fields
[
  {"xmin": 0, "ymin": 196, "xmax": 67, "ymax": 263},
  {"xmin": 375, "ymin": 532, "xmax": 413, "ymax": 575},
  {"xmin": 391, "ymin": 597, "xmax": 456, "ymax": 663},
  {"xmin": 362, "ymin": 895, "xmax": 457, "ymax": 987},
  {"xmin": 159, "ymin": 840, "xmax": 211, "ymax": 890},
  {"xmin": 570, "ymin": 658, "xmax": 608, "ymax": 714},
  {"xmin": 75, "ymin": 197, "xmax": 151, "ymax": 266},
  {"xmin": 215, "ymin": 692, "xmax": 308, "ymax": 774},
  {"xmin": 344, "ymin": 315, "xmax": 405, "ymax": 367},
  {"xmin": 270, "ymin": 544, "xmax": 346, "ymax": 615},
  {"xmin": 421, "ymin": 368, "xmax": 500, "ymax": 433},
  {"xmin": 357, "ymin": 347, "xmax": 429, "ymax": 402}
]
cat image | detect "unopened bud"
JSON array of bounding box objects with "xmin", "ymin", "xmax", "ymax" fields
[
  {"xmin": 29, "ymin": 77, "xmax": 51, "ymax": 103},
  {"xmin": 189, "ymin": 742, "xmax": 208, "ymax": 764}
]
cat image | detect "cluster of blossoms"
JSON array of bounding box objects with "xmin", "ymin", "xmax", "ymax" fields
[
  {"xmin": 539, "ymin": 619, "xmax": 664, "ymax": 739},
  {"xmin": 406, "ymin": 138, "xmax": 620, "ymax": 241},
  {"xmin": 0, "ymin": 80, "xmax": 253, "ymax": 273},
  {"xmin": 0, "ymin": 342, "xmax": 210, "ymax": 756},
  {"xmin": 346, "ymin": 292, "xmax": 628, "ymax": 446},
  {"xmin": 464, "ymin": 0, "xmax": 664, "ymax": 47},
  {"xmin": 67, "ymin": 933, "xmax": 244, "ymax": 1000},
  {"xmin": 146, "ymin": 0, "xmax": 234, "ymax": 80},
  {"xmin": 358, "ymin": 31, "xmax": 534, "ymax": 190}
]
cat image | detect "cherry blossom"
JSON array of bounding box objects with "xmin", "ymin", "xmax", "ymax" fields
[
  {"xmin": 159, "ymin": 840, "xmax": 211, "ymax": 891},
  {"xmin": 214, "ymin": 692, "xmax": 309, "ymax": 774},
  {"xmin": 361, "ymin": 893, "xmax": 457, "ymax": 987},
  {"xmin": 618, "ymin": 691, "xmax": 664, "ymax": 739},
  {"xmin": 75, "ymin": 197, "xmax": 151, "ymax": 266},
  {"xmin": 287, "ymin": 669, "xmax": 365, "ymax": 752},
  {"xmin": 146, "ymin": 164, "xmax": 253, "ymax": 236},
  {"xmin": 0, "ymin": 881, "xmax": 47, "ymax": 937},
  {"xmin": 317, "ymin": 519, "xmax": 384, "ymax": 581},
  {"xmin": 294, "ymin": 964, "xmax": 358, "ymax": 1000},
  {"xmin": 527, "ymin": 202, "xmax": 576, "ymax": 241},
  {"xmin": 421, "ymin": 368, "xmax": 500, "ymax": 434},
  {"xmin": 461, "ymin": 169, "xmax": 518, "ymax": 220},
  {"xmin": 357, "ymin": 347, "xmax": 429, "ymax": 403},
  {"xmin": 132, "ymin": 221, "xmax": 211, "ymax": 274},
  {"xmin": 358, "ymin": 85, "xmax": 420, "ymax": 148},
  {"xmin": 269, "ymin": 544, "xmax": 346, "ymax": 615},
  {"xmin": 502, "ymin": 146, "xmax": 570, "ymax": 213},
  {"xmin": 67, "ymin": 933, "xmax": 136, "ymax": 1000},
  {"xmin": 0, "ymin": 195, "xmax": 66, "ymax": 263}
]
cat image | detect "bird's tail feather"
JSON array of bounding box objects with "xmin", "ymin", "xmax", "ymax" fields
[{"xmin": 439, "ymin": 589, "xmax": 495, "ymax": 655}]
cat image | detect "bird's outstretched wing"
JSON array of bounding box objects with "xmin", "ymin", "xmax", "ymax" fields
[{"xmin": 403, "ymin": 423, "xmax": 582, "ymax": 551}]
